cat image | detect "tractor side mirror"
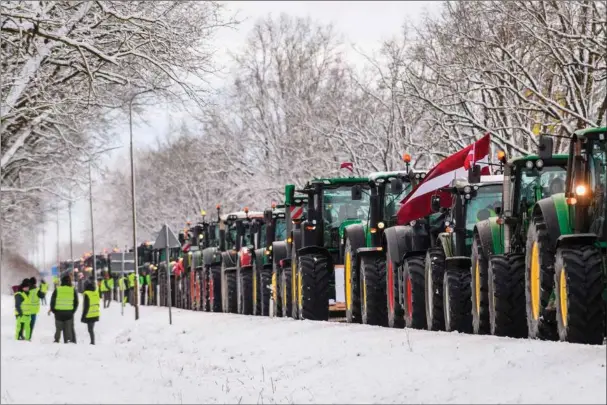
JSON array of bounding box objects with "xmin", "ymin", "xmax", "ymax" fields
[
  {"xmin": 494, "ymin": 206, "xmax": 502, "ymax": 216},
  {"xmin": 351, "ymin": 184, "xmax": 363, "ymax": 201},
  {"xmin": 390, "ymin": 178, "xmax": 404, "ymax": 194},
  {"xmin": 264, "ymin": 209, "xmax": 273, "ymax": 223},
  {"xmin": 431, "ymin": 195, "xmax": 441, "ymax": 213},
  {"xmin": 178, "ymin": 232, "xmax": 186, "ymax": 245},
  {"xmin": 468, "ymin": 165, "xmax": 482, "ymax": 184},
  {"xmin": 538, "ymin": 135, "xmax": 554, "ymax": 160}
]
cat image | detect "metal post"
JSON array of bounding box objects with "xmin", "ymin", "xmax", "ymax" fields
[
  {"xmin": 89, "ymin": 160, "xmax": 97, "ymax": 283},
  {"xmin": 166, "ymin": 224, "xmax": 172, "ymax": 325},
  {"xmin": 56, "ymin": 206, "xmax": 60, "ymax": 273},
  {"xmin": 129, "ymin": 101, "xmax": 140, "ymax": 320},
  {"xmin": 69, "ymin": 200, "xmax": 74, "ymax": 284},
  {"xmin": 42, "ymin": 224, "xmax": 46, "ymax": 274}
]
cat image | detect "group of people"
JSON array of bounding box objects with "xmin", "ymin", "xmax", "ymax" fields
[{"xmin": 13, "ymin": 274, "xmax": 99, "ymax": 345}]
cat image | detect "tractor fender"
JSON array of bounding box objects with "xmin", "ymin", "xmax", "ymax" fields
[
  {"xmin": 383, "ymin": 224, "xmax": 430, "ymax": 265},
  {"xmin": 253, "ymin": 248, "xmax": 265, "ymax": 267},
  {"xmin": 292, "ymin": 228, "xmax": 303, "ymax": 252},
  {"xmin": 344, "ymin": 224, "xmax": 366, "ymax": 253},
  {"xmin": 297, "ymin": 246, "xmax": 335, "ymax": 272},
  {"xmin": 445, "ymin": 256, "xmax": 472, "ymax": 272},
  {"xmin": 531, "ymin": 194, "xmax": 571, "ymax": 248},
  {"xmin": 202, "ymin": 247, "xmax": 221, "ymax": 266},
  {"xmin": 556, "ymin": 233, "xmax": 599, "ymax": 250},
  {"xmin": 272, "ymin": 241, "xmax": 288, "ymax": 265},
  {"xmin": 221, "ymin": 251, "xmax": 238, "ymax": 269},
  {"xmin": 474, "ymin": 217, "xmax": 503, "ymax": 257},
  {"xmin": 355, "ymin": 247, "xmax": 385, "ymax": 267}
]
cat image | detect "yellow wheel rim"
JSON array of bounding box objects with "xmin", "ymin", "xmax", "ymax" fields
[
  {"xmin": 560, "ymin": 269, "xmax": 568, "ymax": 327},
  {"xmin": 272, "ymin": 273, "xmax": 277, "ymax": 302},
  {"xmin": 345, "ymin": 252, "xmax": 352, "ymax": 311},
  {"xmin": 291, "ymin": 259, "xmax": 297, "ymax": 306},
  {"xmin": 298, "ymin": 268, "xmax": 303, "ymax": 311},
  {"xmin": 475, "ymin": 260, "xmax": 481, "ymax": 315},
  {"xmin": 362, "ymin": 274, "xmax": 367, "ymax": 313},
  {"xmin": 531, "ymin": 242, "xmax": 541, "ymax": 320}
]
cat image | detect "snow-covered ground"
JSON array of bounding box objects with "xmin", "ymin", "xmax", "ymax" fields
[{"xmin": 1, "ymin": 295, "xmax": 605, "ymax": 404}]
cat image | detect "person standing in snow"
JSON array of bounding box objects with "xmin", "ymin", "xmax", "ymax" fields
[
  {"xmin": 27, "ymin": 277, "xmax": 45, "ymax": 339},
  {"xmin": 81, "ymin": 280, "xmax": 100, "ymax": 345},
  {"xmin": 99, "ymin": 272, "xmax": 114, "ymax": 308},
  {"xmin": 40, "ymin": 279, "xmax": 48, "ymax": 305},
  {"xmin": 127, "ymin": 271, "xmax": 137, "ymax": 306},
  {"xmin": 50, "ymin": 274, "xmax": 79, "ymax": 343},
  {"xmin": 14, "ymin": 279, "xmax": 32, "ymax": 341}
]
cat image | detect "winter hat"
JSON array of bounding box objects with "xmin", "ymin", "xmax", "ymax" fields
[
  {"xmin": 29, "ymin": 277, "xmax": 37, "ymax": 286},
  {"xmin": 21, "ymin": 278, "xmax": 31, "ymax": 288}
]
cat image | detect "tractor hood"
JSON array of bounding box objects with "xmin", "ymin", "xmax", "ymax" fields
[{"xmin": 338, "ymin": 219, "xmax": 363, "ymax": 239}]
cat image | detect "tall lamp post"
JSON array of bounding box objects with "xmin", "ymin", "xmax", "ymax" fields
[{"xmin": 88, "ymin": 160, "xmax": 98, "ymax": 283}]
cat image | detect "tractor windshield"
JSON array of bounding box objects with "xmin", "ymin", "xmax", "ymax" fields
[
  {"xmin": 465, "ymin": 185, "xmax": 502, "ymax": 231},
  {"xmin": 589, "ymin": 140, "xmax": 606, "ymax": 239},
  {"xmin": 275, "ymin": 217, "xmax": 287, "ymax": 241},
  {"xmin": 384, "ymin": 181, "xmax": 413, "ymax": 220},
  {"xmin": 519, "ymin": 165, "xmax": 568, "ymax": 205},
  {"xmin": 323, "ymin": 185, "xmax": 370, "ymax": 228}
]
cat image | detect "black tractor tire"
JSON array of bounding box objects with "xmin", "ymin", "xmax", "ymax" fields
[
  {"xmin": 403, "ymin": 256, "xmax": 427, "ymax": 329},
  {"xmin": 298, "ymin": 254, "xmax": 331, "ymax": 321},
  {"xmin": 272, "ymin": 262, "xmax": 283, "ymax": 317},
  {"xmin": 344, "ymin": 238, "xmax": 362, "ymax": 324},
  {"xmin": 425, "ymin": 247, "xmax": 446, "ymax": 331},
  {"xmin": 281, "ymin": 267, "xmax": 293, "ymax": 318},
  {"xmin": 209, "ymin": 265, "xmax": 222, "ymax": 313},
  {"xmin": 525, "ymin": 220, "xmax": 557, "ymax": 340},
  {"xmin": 360, "ymin": 255, "xmax": 388, "ymax": 326},
  {"xmin": 555, "ymin": 246, "xmax": 605, "ymax": 345},
  {"xmin": 443, "ymin": 269, "xmax": 472, "ymax": 333},
  {"xmin": 259, "ymin": 265, "xmax": 273, "ymax": 316},
  {"xmin": 488, "ymin": 254, "xmax": 527, "ymax": 338},
  {"xmin": 238, "ymin": 268, "xmax": 253, "ymax": 315},
  {"xmin": 224, "ymin": 270, "xmax": 238, "ymax": 314},
  {"xmin": 291, "ymin": 244, "xmax": 299, "ymax": 319},
  {"xmin": 386, "ymin": 250, "xmax": 405, "ymax": 328},
  {"xmin": 471, "ymin": 236, "xmax": 490, "ymax": 335}
]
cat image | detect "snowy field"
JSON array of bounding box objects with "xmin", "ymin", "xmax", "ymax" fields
[{"xmin": 1, "ymin": 295, "xmax": 605, "ymax": 404}]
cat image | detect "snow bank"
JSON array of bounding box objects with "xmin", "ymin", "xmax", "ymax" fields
[{"xmin": 1, "ymin": 295, "xmax": 605, "ymax": 404}]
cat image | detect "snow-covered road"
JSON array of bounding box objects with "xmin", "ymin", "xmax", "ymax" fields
[{"xmin": 1, "ymin": 295, "xmax": 605, "ymax": 404}]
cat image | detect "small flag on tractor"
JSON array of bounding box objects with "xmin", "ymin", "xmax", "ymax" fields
[{"xmin": 340, "ymin": 162, "xmax": 354, "ymax": 172}]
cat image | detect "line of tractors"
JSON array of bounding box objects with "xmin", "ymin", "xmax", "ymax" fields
[{"xmin": 131, "ymin": 127, "xmax": 606, "ymax": 345}]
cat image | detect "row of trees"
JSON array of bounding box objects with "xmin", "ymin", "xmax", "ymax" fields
[
  {"xmin": 99, "ymin": 1, "xmax": 606, "ymax": 244},
  {"xmin": 1, "ymin": 1, "xmax": 237, "ymax": 254}
]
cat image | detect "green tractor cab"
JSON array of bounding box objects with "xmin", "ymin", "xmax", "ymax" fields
[
  {"xmin": 342, "ymin": 169, "xmax": 426, "ymax": 324},
  {"xmin": 474, "ymin": 153, "xmax": 569, "ymax": 338},
  {"xmin": 291, "ymin": 176, "xmax": 371, "ymax": 321},
  {"xmin": 528, "ymin": 127, "xmax": 606, "ymax": 344},
  {"xmin": 420, "ymin": 175, "xmax": 503, "ymax": 333},
  {"xmin": 271, "ymin": 187, "xmax": 309, "ymax": 318}
]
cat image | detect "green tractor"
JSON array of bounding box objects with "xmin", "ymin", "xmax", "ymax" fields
[
  {"xmin": 342, "ymin": 168, "xmax": 426, "ymax": 324},
  {"xmin": 528, "ymin": 127, "xmax": 606, "ymax": 344},
  {"xmin": 291, "ymin": 176, "xmax": 372, "ymax": 321},
  {"xmin": 420, "ymin": 175, "xmax": 503, "ymax": 333},
  {"xmin": 270, "ymin": 187, "xmax": 308, "ymax": 318},
  {"xmin": 474, "ymin": 153, "xmax": 569, "ymax": 337},
  {"xmin": 201, "ymin": 205, "xmax": 226, "ymax": 313},
  {"xmin": 252, "ymin": 204, "xmax": 287, "ymax": 316}
]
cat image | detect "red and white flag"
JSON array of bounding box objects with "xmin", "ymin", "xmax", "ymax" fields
[
  {"xmin": 340, "ymin": 162, "xmax": 354, "ymax": 172},
  {"xmin": 396, "ymin": 134, "xmax": 491, "ymax": 225}
]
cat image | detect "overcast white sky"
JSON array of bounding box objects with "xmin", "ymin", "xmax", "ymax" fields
[{"xmin": 35, "ymin": 0, "xmax": 439, "ymax": 269}]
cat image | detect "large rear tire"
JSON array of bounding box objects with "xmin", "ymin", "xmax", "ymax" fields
[
  {"xmin": 259, "ymin": 265, "xmax": 273, "ymax": 316},
  {"xmin": 525, "ymin": 220, "xmax": 557, "ymax": 340},
  {"xmin": 344, "ymin": 238, "xmax": 361, "ymax": 323},
  {"xmin": 281, "ymin": 266, "xmax": 292, "ymax": 318},
  {"xmin": 291, "ymin": 245, "xmax": 299, "ymax": 319},
  {"xmin": 209, "ymin": 265, "xmax": 222, "ymax": 313},
  {"xmin": 443, "ymin": 269, "xmax": 472, "ymax": 333},
  {"xmin": 471, "ymin": 236, "xmax": 490, "ymax": 335},
  {"xmin": 555, "ymin": 246, "xmax": 605, "ymax": 345},
  {"xmin": 238, "ymin": 267, "xmax": 253, "ymax": 315},
  {"xmin": 425, "ymin": 247, "xmax": 445, "ymax": 331},
  {"xmin": 386, "ymin": 251, "xmax": 404, "ymax": 328},
  {"xmin": 403, "ymin": 256, "xmax": 426, "ymax": 329},
  {"xmin": 360, "ymin": 255, "xmax": 388, "ymax": 326},
  {"xmin": 488, "ymin": 254, "xmax": 527, "ymax": 338},
  {"xmin": 224, "ymin": 270, "xmax": 238, "ymax": 314},
  {"xmin": 299, "ymin": 254, "xmax": 330, "ymax": 321},
  {"xmin": 272, "ymin": 261, "xmax": 283, "ymax": 317}
]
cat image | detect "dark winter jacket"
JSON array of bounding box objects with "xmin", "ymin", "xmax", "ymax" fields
[
  {"xmin": 81, "ymin": 283, "xmax": 99, "ymax": 323},
  {"xmin": 50, "ymin": 278, "xmax": 79, "ymax": 321},
  {"xmin": 14, "ymin": 290, "xmax": 26, "ymax": 317}
]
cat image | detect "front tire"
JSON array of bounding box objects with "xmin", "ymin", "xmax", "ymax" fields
[
  {"xmin": 209, "ymin": 265, "xmax": 222, "ymax": 313},
  {"xmin": 386, "ymin": 252, "xmax": 404, "ymax": 328},
  {"xmin": 360, "ymin": 255, "xmax": 388, "ymax": 326},
  {"xmin": 281, "ymin": 266, "xmax": 292, "ymax": 318},
  {"xmin": 403, "ymin": 256, "xmax": 426, "ymax": 329},
  {"xmin": 555, "ymin": 246, "xmax": 605, "ymax": 345},
  {"xmin": 425, "ymin": 247, "xmax": 445, "ymax": 331},
  {"xmin": 238, "ymin": 267, "xmax": 253, "ymax": 315},
  {"xmin": 224, "ymin": 270, "xmax": 238, "ymax": 314},
  {"xmin": 443, "ymin": 269, "xmax": 472, "ymax": 333},
  {"xmin": 488, "ymin": 254, "xmax": 527, "ymax": 338},
  {"xmin": 471, "ymin": 236, "xmax": 490, "ymax": 335},
  {"xmin": 344, "ymin": 238, "xmax": 361, "ymax": 324},
  {"xmin": 299, "ymin": 254, "xmax": 330, "ymax": 321}
]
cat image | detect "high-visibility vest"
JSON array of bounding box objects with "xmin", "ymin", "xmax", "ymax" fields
[
  {"xmin": 100, "ymin": 278, "xmax": 114, "ymax": 292},
  {"xmin": 14, "ymin": 292, "xmax": 32, "ymax": 316},
  {"xmin": 53, "ymin": 276, "xmax": 59, "ymax": 286},
  {"xmin": 118, "ymin": 277, "xmax": 126, "ymax": 291},
  {"xmin": 146, "ymin": 274, "xmax": 151, "ymax": 285},
  {"xmin": 83, "ymin": 291, "xmax": 100, "ymax": 319},
  {"xmin": 40, "ymin": 283, "xmax": 48, "ymax": 294},
  {"xmin": 29, "ymin": 287, "xmax": 41, "ymax": 314},
  {"xmin": 55, "ymin": 286, "xmax": 75, "ymax": 311},
  {"xmin": 128, "ymin": 273, "xmax": 136, "ymax": 288}
]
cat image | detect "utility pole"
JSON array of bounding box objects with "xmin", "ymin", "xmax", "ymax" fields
[
  {"xmin": 129, "ymin": 99, "xmax": 140, "ymax": 320},
  {"xmin": 42, "ymin": 224, "xmax": 46, "ymax": 274},
  {"xmin": 69, "ymin": 200, "xmax": 74, "ymax": 284},
  {"xmin": 89, "ymin": 160, "xmax": 97, "ymax": 283},
  {"xmin": 56, "ymin": 206, "xmax": 60, "ymax": 272}
]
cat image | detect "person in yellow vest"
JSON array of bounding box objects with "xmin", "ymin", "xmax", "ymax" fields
[
  {"xmin": 118, "ymin": 275, "xmax": 127, "ymax": 305},
  {"xmin": 50, "ymin": 274, "xmax": 79, "ymax": 344},
  {"xmin": 40, "ymin": 278, "xmax": 48, "ymax": 305},
  {"xmin": 127, "ymin": 272, "xmax": 136, "ymax": 306},
  {"xmin": 14, "ymin": 279, "xmax": 32, "ymax": 341},
  {"xmin": 99, "ymin": 272, "xmax": 114, "ymax": 308},
  {"xmin": 27, "ymin": 277, "xmax": 45, "ymax": 339},
  {"xmin": 81, "ymin": 280, "xmax": 100, "ymax": 345}
]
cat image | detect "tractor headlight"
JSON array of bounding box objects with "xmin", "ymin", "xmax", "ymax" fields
[
  {"xmin": 464, "ymin": 186, "xmax": 472, "ymax": 193},
  {"xmin": 377, "ymin": 222, "xmax": 385, "ymax": 229},
  {"xmin": 536, "ymin": 159, "xmax": 544, "ymax": 169},
  {"xmin": 465, "ymin": 194, "xmax": 472, "ymax": 200},
  {"xmin": 575, "ymin": 184, "xmax": 588, "ymax": 196},
  {"xmin": 526, "ymin": 160, "xmax": 534, "ymax": 169}
]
